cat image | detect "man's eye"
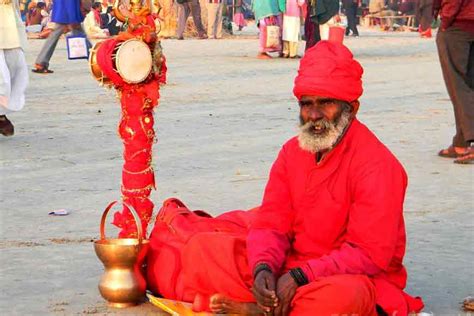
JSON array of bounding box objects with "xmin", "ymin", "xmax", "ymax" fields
[{"xmin": 320, "ymin": 99, "xmax": 334, "ymax": 105}]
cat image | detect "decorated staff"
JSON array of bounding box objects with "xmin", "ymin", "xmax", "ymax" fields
[{"xmin": 89, "ymin": 0, "xmax": 167, "ymax": 238}]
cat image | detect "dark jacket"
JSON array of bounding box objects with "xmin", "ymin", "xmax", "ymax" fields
[
  {"xmin": 310, "ymin": 0, "xmax": 340, "ymax": 24},
  {"xmin": 399, "ymin": 0, "xmax": 415, "ymax": 15},
  {"xmin": 342, "ymin": 0, "xmax": 358, "ymax": 10},
  {"xmin": 433, "ymin": 0, "xmax": 474, "ymax": 34}
]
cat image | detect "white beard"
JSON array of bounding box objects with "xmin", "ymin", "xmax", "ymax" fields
[{"xmin": 297, "ymin": 110, "xmax": 352, "ymax": 153}]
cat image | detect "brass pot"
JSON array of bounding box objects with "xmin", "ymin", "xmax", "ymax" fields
[{"xmin": 94, "ymin": 201, "xmax": 150, "ymax": 308}]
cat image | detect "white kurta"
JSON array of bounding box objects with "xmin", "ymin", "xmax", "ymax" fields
[
  {"xmin": 282, "ymin": 15, "xmax": 300, "ymax": 42},
  {"xmin": 0, "ymin": 0, "xmax": 28, "ymax": 114},
  {"xmin": 83, "ymin": 11, "xmax": 109, "ymax": 38}
]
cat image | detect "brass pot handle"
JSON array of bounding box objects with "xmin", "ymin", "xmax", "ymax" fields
[{"xmin": 100, "ymin": 201, "xmax": 144, "ymax": 245}]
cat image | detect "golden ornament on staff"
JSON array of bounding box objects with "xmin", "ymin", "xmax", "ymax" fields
[{"xmin": 113, "ymin": 0, "xmax": 152, "ymax": 22}]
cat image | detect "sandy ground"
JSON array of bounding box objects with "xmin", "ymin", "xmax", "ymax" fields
[{"xmin": 0, "ymin": 27, "xmax": 473, "ymax": 315}]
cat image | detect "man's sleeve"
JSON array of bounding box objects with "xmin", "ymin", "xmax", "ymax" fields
[
  {"xmin": 247, "ymin": 145, "xmax": 294, "ymax": 275},
  {"xmin": 440, "ymin": 0, "xmax": 463, "ymax": 30},
  {"xmin": 300, "ymin": 160, "xmax": 407, "ymax": 281}
]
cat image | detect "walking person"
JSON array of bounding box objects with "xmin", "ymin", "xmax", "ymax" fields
[
  {"xmin": 304, "ymin": 0, "xmax": 321, "ymax": 50},
  {"xmin": 207, "ymin": 0, "xmax": 224, "ymax": 39},
  {"xmin": 0, "ymin": 0, "xmax": 28, "ymax": 136},
  {"xmin": 282, "ymin": 0, "xmax": 304, "ymax": 58},
  {"xmin": 253, "ymin": 0, "xmax": 285, "ymax": 59},
  {"xmin": 31, "ymin": 0, "xmax": 92, "ymax": 74},
  {"xmin": 233, "ymin": 0, "xmax": 246, "ymax": 31},
  {"xmin": 415, "ymin": 0, "xmax": 433, "ymax": 37},
  {"xmin": 176, "ymin": 0, "xmax": 207, "ymax": 40},
  {"xmin": 435, "ymin": 0, "xmax": 474, "ymax": 164},
  {"xmin": 343, "ymin": 0, "xmax": 359, "ymax": 36}
]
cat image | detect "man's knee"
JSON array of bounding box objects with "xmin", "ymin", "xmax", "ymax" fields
[{"xmin": 291, "ymin": 275, "xmax": 377, "ymax": 316}]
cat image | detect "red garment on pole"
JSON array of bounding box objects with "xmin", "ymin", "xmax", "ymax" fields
[
  {"xmin": 94, "ymin": 14, "xmax": 167, "ymax": 238},
  {"xmin": 147, "ymin": 119, "xmax": 423, "ymax": 315}
]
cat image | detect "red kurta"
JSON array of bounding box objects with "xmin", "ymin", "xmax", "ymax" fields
[
  {"xmin": 246, "ymin": 118, "xmax": 423, "ymax": 315},
  {"xmin": 147, "ymin": 119, "xmax": 423, "ymax": 315}
]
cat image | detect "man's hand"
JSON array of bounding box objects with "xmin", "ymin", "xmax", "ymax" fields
[
  {"xmin": 273, "ymin": 272, "xmax": 298, "ymax": 316},
  {"xmin": 252, "ymin": 269, "xmax": 278, "ymax": 313}
]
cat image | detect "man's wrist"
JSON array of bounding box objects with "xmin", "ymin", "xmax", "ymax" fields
[
  {"xmin": 289, "ymin": 267, "xmax": 309, "ymax": 287},
  {"xmin": 253, "ymin": 263, "xmax": 272, "ymax": 279}
]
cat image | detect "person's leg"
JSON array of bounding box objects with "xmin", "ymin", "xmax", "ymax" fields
[
  {"xmin": 420, "ymin": 5, "xmax": 433, "ymax": 31},
  {"xmin": 4, "ymin": 48, "xmax": 28, "ymax": 113},
  {"xmin": 282, "ymin": 40, "xmax": 289, "ymax": 57},
  {"xmin": 215, "ymin": 2, "xmax": 223, "ymax": 39},
  {"xmin": 468, "ymin": 40, "xmax": 474, "ymax": 89},
  {"xmin": 257, "ymin": 18, "xmax": 271, "ymax": 58},
  {"xmin": 176, "ymin": 3, "xmax": 188, "ymax": 38},
  {"xmin": 34, "ymin": 23, "xmax": 67, "ymax": 69},
  {"xmin": 207, "ymin": 3, "xmax": 217, "ymax": 38},
  {"xmin": 190, "ymin": 0, "xmax": 206, "ymax": 36},
  {"xmin": 351, "ymin": 3, "xmax": 359, "ymax": 36},
  {"xmin": 289, "ymin": 41, "xmax": 298, "ymax": 58},
  {"xmin": 0, "ymin": 49, "xmax": 23, "ymax": 136},
  {"xmin": 0, "ymin": 49, "xmax": 12, "ymax": 113},
  {"xmin": 346, "ymin": 6, "xmax": 355, "ymax": 35},
  {"xmin": 304, "ymin": 8, "xmax": 320, "ymax": 50},
  {"xmin": 181, "ymin": 232, "xmax": 257, "ymax": 311},
  {"xmin": 436, "ymin": 28, "xmax": 474, "ymax": 149},
  {"xmin": 290, "ymin": 274, "xmax": 378, "ymax": 316}
]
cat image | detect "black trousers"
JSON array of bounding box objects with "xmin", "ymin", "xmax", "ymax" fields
[
  {"xmin": 436, "ymin": 27, "xmax": 474, "ymax": 147},
  {"xmin": 416, "ymin": 3, "xmax": 433, "ymax": 31},
  {"xmin": 345, "ymin": 3, "xmax": 359, "ymax": 36}
]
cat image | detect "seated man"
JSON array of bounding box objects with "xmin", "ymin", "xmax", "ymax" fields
[
  {"xmin": 83, "ymin": 2, "xmax": 109, "ymax": 39},
  {"xmin": 369, "ymin": 0, "xmax": 396, "ymax": 30},
  {"xmin": 147, "ymin": 41, "xmax": 424, "ymax": 316}
]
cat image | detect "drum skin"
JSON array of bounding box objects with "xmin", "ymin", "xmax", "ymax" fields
[{"xmin": 115, "ymin": 39, "xmax": 153, "ymax": 84}]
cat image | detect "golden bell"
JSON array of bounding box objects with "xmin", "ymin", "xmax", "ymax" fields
[{"xmin": 94, "ymin": 201, "xmax": 150, "ymax": 308}]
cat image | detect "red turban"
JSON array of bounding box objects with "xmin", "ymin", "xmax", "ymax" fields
[{"xmin": 293, "ymin": 41, "xmax": 363, "ymax": 102}]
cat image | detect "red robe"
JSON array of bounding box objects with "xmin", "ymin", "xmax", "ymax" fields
[
  {"xmin": 246, "ymin": 118, "xmax": 423, "ymax": 315},
  {"xmin": 147, "ymin": 119, "xmax": 423, "ymax": 315}
]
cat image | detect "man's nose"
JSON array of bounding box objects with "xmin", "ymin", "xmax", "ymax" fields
[{"xmin": 307, "ymin": 107, "xmax": 324, "ymax": 121}]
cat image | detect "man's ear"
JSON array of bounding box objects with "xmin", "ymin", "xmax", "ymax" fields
[{"xmin": 350, "ymin": 100, "xmax": 360, "ymax": 116}]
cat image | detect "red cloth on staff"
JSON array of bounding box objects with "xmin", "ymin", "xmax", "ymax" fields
[
  {"xmin": 147, "ymin": 120, "xmax": 423, "ymax": 315},
  {"xmin": 293, "ymin": 41, "xmax": 364, "ymax": 102}
]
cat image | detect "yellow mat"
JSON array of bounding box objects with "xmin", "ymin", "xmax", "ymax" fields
[{"xmin": 147, "ymin": 293, "xmax": 215, "ymax": 316}]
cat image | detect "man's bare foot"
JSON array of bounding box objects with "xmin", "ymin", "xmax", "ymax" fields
[
  {"xmin": 210, "ymin": 294, "xmax": 263, "ymax": 315},
  {"xmin": 463, "ymin": 296, "xmax": 474, "ymax": 311},
  {"xmin": 257, "ymin": 53, "xmax": 272, "ymax": 60}
]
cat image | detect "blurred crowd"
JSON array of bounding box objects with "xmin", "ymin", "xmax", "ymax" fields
[
  {"xmin": 16, "ymin": 0, "xmax": 439, "ymax": 42},
  {"xmin": 19, "ymin": 0, "xmax": 122, "ymax": 39}
]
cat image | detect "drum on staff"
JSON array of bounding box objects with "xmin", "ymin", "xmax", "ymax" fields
[
  {"xmin": 89, "ymin": 38, "xmax": 153, "ymax": 86},
  {"xmin": 89, "ymin": 41, "xmax": 112, "ymax": 87},
  {"xmin": 114, "ymin": 39, "xmax": 153, "ymax": 84}
]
